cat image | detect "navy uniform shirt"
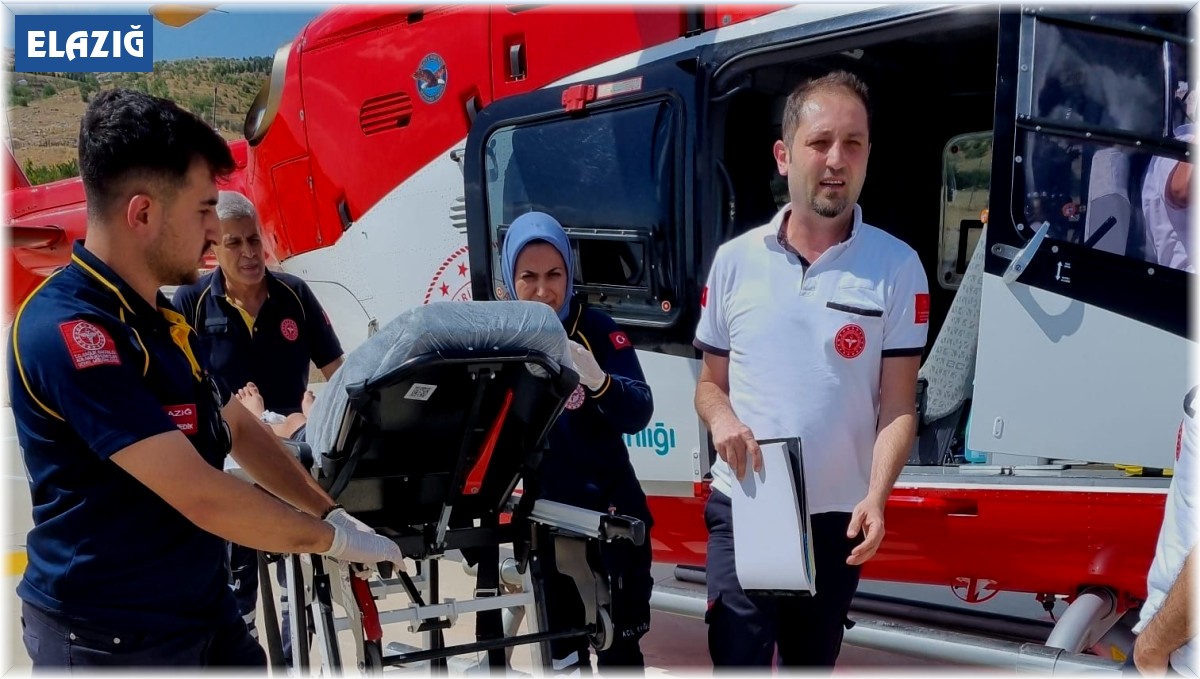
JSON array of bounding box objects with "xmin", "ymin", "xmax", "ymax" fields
[
  {"xmin": 174, "ymin": 269, "xmax": 343, "ymax": 415},
  {"xmin": 538, "ymin": 298, "xmax": 655, "ymax": 525},
  {"xmin": 8, "ymin": 242, "xmax": 237, "ymax": 633}
]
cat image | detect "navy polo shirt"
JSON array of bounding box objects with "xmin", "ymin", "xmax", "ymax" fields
[
  {"xmin": 174, "ymin": 269, "xmax": 343, "ymax": 415},
  {"xmin": 8, "ymin": 242, "xmax": 237, "ymax": 633}
]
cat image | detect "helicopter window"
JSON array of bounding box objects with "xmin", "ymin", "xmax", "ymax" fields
[
  {"xmin": 1016, "ymin": 133, "xmax": 1192, "ymax": 272},
  {"xmin": 483, "ymin": 99, "xmax": 680, "ymax": 324},
  {"xmin": 1030, "ymin": 20, "xmax": 1186, "ymax": 139},
  {"xmin": 938, "ymin": 132, "xmax": 992, "ymax": 289},
  {"xmin": 1016, "ymin": 16, "xmax": 1192, "ymax": 273}
]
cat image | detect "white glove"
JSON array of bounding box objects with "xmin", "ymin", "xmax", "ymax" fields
[
  {"xmin": 568, "ymin": 341, "xmax": 607, "ymax": 391},
  {"xmin": 325, "ymin": 507, "xmax": 371, "ymax": 533},
  {"xmin": 321, "ymin": 508, "xmax": 406, "ymax": 576}
]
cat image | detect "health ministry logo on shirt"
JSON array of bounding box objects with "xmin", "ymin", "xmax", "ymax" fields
[{"xmin": 15, "ymin": 15, "xmax": 152, "ymax": 73}]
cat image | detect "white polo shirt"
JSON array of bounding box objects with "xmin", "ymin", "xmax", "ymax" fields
[
  {"xmin": 1134, "ymin": 389, "xmax": 1197, "ymax": 677},
  {"xmin": 1142, "ymin": 124, "xmax": 1193, "ymax": 272},
  {"xmin": 695, "ymin": 204, "xmax": 930, "ymax": 513}
]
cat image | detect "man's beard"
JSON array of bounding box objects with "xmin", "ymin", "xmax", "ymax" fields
[
  {"xmin": 147, "ymin": 236, "xmax": 200, "ymax": 287},
  {"xmin": 811, "ymin": 195, "xmax": 849, "ymax": 218}
]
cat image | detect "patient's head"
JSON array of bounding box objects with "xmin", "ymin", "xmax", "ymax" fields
[{"xmin": 501, "ymin": 212, "xmax": 574, "ymax": 321}]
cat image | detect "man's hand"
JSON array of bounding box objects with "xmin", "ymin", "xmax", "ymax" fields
[
  {"xmin": 846, "ymin": 496, "xmax": 886, "ymax": 566},
  {"xmin": 324, "ymin": 508, "xmax": 392, "ymax": 579},
  {"xmin": 710, "ymin": 414, "xmax": 761, "ymax": 481},
  {"xmin": 322, "ymin": 509, "xmax": 406, "ymax": 576},
  {"xmin": 1134, "ymin": 634, "xmax": 1171, "ymax": 677}
]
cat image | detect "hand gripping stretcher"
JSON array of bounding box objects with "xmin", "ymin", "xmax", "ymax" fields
[{"xmin": 264, "ymin": 302, "xmax": 645, "ymax": 674}]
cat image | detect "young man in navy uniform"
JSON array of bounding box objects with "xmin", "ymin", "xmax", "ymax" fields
[
  {"xmin": 174, "ymin": 189, "xmax": 345, "ymax": 655},
  {"xmin": 9, "ymin": 88, "xmax": 403, "ymax": 668},
  {"xmin": 694, "ymin": 71, "xmax": 930, "ymax": 667}
]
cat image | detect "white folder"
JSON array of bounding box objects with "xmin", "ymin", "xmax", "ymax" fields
[{"xmin": 731, "ymin": 437, "xmax": 816, "ymax": 595}]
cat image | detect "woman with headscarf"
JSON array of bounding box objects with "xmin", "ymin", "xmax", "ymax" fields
[{"xmin": 500, "ymin": 211, "xmax": 655, "ymax": 672}]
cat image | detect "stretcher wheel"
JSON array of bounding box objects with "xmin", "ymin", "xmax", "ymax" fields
[
  {"xmin": 589, "ymin": 608, "xmax": 614, "ymax": 652},
  {"xmin": 361, "ymin": 640, "xmax": 384, "ymax": 674}
]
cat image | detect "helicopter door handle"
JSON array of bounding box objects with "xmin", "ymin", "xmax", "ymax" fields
[{"xmin": 991, "ymin": 221, "xmax": 1050, "ymax": 284}]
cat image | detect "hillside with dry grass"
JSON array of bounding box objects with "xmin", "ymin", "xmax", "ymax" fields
[{"xmin": 6, "ymin": 56, "xmax": 269, "ymax": 183}]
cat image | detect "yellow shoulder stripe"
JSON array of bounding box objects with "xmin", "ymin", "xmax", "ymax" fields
[
  {"xmin": 120, "ymin": 308, "xmax": 151, "ymax": 377},
  {"xmin": 193, "ymin": 286, "xmax": 211, "ymax": 328},
  {"xmin": 71, "ymin": 254, "xmax": 134, "ymax": 315},
  {"xmin": 277, "ymin": 279, "xmax": 307, "ymax": 321},
  {"xmin": 12, "ymin": 273, "xmax": 66, "ymax": 421}
]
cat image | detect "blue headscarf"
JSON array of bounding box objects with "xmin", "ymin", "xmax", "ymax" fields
[{"xmin": 500, "ymin": 211, "xmax": 574, "ymax": 321}]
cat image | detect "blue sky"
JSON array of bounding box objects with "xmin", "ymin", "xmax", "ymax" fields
[{"xmin": 3, "ymin": 4, "xmax": 327, "ymax": 60}]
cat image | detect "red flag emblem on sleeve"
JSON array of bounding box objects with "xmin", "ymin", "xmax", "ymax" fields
[
  {"xmin": 915, "ymin": 293, "xmax": 930, "ymax": 324},
  {"xmin": 610, "ymin": 331, "xmax": 632, "ymax": 350},
  {"xmin": 701, "ymin": 286, "xmax": 708, "ymax": 308}
]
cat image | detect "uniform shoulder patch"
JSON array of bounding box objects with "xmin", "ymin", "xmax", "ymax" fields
[
  {"xmin": 915, "ymin": 293, "xmax": 930, "ymax": 324},
  {"xmin": 59, "ymin": 320, "xmax": 121, "ymax": 370},
  {"xmin": 610, "ymin": 330, "xmax": 632, "ymax": 351}
]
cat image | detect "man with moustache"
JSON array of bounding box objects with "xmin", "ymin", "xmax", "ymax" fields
[
  {"xmin": 693, "ymin": 71, "xmax": 930, "ymax": 667},
  {"xmin": 174, "ymin": 189, "xmax": 344, "ymax": 655},
  {"xmin": 9, "ymin": 89, "xmax": 402, "ymax": 668}
]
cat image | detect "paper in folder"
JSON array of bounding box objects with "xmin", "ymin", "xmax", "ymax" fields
[{"xmin": 731, "ymin": 437, "xmax": 816, "ymax": 595}]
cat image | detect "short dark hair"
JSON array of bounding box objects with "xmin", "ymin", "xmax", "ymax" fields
[
  {"xmin": 781, "ymin": 71, "xmax": 871, "ymax": 146},
  {"xmin": 78, "ymin": 88, "xmax": 235, "ymax": 218}
]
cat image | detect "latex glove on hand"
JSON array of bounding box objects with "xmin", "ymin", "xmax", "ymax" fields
[
  {"xmin": 568, "ymin": 340, "xmax": 607, "ymax": 391},
  {"xmin": 321, "ymin": 508, "xmax": 405, "ymax": 578}
]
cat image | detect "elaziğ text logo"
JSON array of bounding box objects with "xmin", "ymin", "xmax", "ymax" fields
[{"xmin": 16, "ymin": 15, "xmax": 152, "ymax": 73}]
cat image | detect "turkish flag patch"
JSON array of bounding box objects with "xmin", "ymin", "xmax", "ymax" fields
[
  {"xmin": 914, "ymin": 293, "xmax": 930, "ymax": 324},
  {"xmin": 163, "ymin": 404, "xmax": 199, "ymax": 436},
  {"xmin": 610, "ymin": 331, "xmax": 632, "ymax": 350},
  {"xmin": 701, "ymin": 286, "xmax": 708, "ymax": 308},
  {"xmin": 59, "ymin": 320, "xmax": 120, "ymax": 370}
]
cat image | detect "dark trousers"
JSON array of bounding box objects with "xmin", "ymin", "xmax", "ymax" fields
[
  {"xmin": 545, "ymin": 532, "xmax": 654, "ymax": 672},
  {"xmin": 229, "ymin": 543, "xmax": 311, "ymax": 664},
  {"xmin": 20, "ymin": 600, "xmax": 265, "ymax": 669},
  {"xmin": 704, "ymin": 490, "xmax": 862, "ymax": 669}
]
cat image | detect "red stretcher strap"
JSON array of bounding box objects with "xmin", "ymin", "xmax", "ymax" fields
[
  {"xmin": 464, "ymin": 389, "xmax": 514, "ymax": 496},
  {"xmin": 351, "ymin": 573, "xmax": 383, "ymax": 643}
]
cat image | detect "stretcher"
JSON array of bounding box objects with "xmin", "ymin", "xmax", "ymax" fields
[{"xmin": 266, "ymin": 302, "xmax": 645, "ymax": 673}]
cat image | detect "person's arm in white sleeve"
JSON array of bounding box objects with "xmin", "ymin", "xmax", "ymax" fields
[
  {"xmin": 693, "ymin": 247, "xmax": 761, "ymax": 480},
  {"xmin": 1135, "ymin": 550, "xmax": 1195, "ymax": 676},
  {"xmin": 848, "ymin": 252, "xmax": 929, "ymax": 566}
]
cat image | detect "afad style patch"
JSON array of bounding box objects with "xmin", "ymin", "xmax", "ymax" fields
[{"xmin": 59, "ymin": 320, "xmax": 120, "ymax": 370}]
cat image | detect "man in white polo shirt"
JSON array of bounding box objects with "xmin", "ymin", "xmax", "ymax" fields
[
  {"xmin": 693, "ymin": 71, "xmax": 929, "ymax": 667},
  {"xmin": 1131, "ymin": 386, "xmax": 1196, "ymax": 677}
]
